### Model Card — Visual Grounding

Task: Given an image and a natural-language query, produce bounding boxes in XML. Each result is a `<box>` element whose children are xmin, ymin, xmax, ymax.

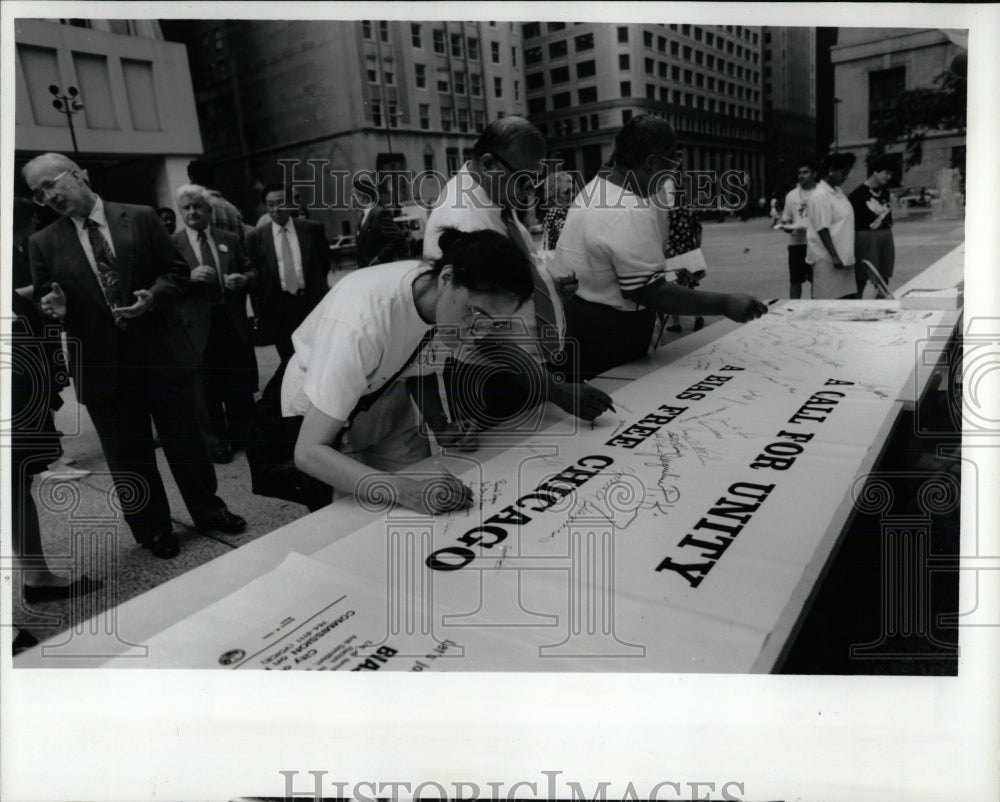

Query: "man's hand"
<box><xmin>113</xmin><ymin>289</ymin><xmax>155</xmax><ymax>320</ymax></box>
<box><xmin>722</xmin><ymin>293</ymin><xmax>768</xmax><ymax>323</ymax></box>
<box><xmin>224</xmin><ymin>273</ymin><xmax>248</xmax><ymax>291</ymax></box>
<box><xmin>549</xmin><ymin>380</ymin><xmax>615</xmax><ymax>422</ymax></box>
<box><xmin>431</xmin><ymin>419</ymin><xmax>482</xmax><ymax>452</ymax></box>
<box><xmin>40</xmin><ymin>282</ymin><xmax>67</xmax><ymax>320</ymax></box>
<box><xmin>190</xmin><ymin>265</ymin><xmax>217</xmax><ymax>283</ymax></box>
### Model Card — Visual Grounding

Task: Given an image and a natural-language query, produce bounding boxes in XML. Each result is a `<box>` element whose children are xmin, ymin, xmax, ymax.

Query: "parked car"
<box><xmin>328</xmin><ymin>234</ymin><xmax>356</xmax><ymax>253</ymax></box>
<box><xmin>896</xmin><ymin>187</ymin><xmax>938</xmax><ymax>208</ymax></box>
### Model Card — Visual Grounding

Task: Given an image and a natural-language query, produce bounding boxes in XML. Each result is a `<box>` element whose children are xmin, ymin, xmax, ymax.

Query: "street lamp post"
<box><xmin>49</xmin><ymin>84</ymin><xmax>84</xmax><ymax>158</ymax></box>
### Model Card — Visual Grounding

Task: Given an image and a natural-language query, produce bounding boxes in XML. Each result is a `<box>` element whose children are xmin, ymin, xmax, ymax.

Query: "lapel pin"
<box><xmin>218</xmin><ymin>243</ymin><xmax>229</xmax><ymax>253</ymax></box>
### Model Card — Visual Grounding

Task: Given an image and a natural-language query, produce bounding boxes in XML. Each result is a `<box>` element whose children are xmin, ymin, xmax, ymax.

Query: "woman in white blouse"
<box><xmin>806</xmin><ymin>152</ymin><xmax>858</xmax><ymax>299</ymax></box>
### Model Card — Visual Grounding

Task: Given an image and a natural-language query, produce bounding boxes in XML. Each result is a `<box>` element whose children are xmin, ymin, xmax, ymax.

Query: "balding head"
<box><xmin>472</xmin><ymin>116</ymin><xmax>548</xmax><ymax>209</ymax></box>
<box><xmin>22</xmin><ymin>152</ymin><xmax>95</xmax><ymax>218</ymax></box>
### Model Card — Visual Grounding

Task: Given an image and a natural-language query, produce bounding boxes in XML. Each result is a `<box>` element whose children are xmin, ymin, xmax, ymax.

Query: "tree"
<box><xmin>869</xmin><ymin>62</ymin><xmax>966</xmax><ymax>169</ymax></box>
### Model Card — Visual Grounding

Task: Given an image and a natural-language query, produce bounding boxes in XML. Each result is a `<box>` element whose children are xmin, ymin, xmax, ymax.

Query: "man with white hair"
<box><xmin>23</xmin><ymin>153</ymin><xmax>246</xmax><ymax>559</ymax></box>
<box><xmin>174</xmin><ymin>184</ymin><xmax>259</xmax><ymax>464</ymax></box>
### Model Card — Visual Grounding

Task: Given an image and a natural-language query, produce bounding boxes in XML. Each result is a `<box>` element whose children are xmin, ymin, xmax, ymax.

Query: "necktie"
<box><xmin>84</xmin><ymin>218</ymin><xmax>126</xmax><ymax>329</ymax></box>
<box><xmin>197</xmin><ymin>229</ymin><xmax>224</xmax><ymax>301</ymax></box>
<box><xmin>280</xmin><ymin>226</ymin><xmax>301</xmax><ymax>294</ymax></box>
<box><xmin>500</xmin><ymin>208</ymin><xmax>562</xmax><ymax>363</ymax></box>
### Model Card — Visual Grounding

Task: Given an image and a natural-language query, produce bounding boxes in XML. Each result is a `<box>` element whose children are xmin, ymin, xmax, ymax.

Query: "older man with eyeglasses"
<box><xmin>22</xmin><ymin>152</ymin><xmax>246</xmax><ymax>559</ymax></box>
<box><xmin>418</xmin><ymin>116</ymin><xmax>613</xmax><ymax>446</ymax></box>
<box><xmin>552</xmin><ymin>114</ymin><xmax>767</xmax><ymax>379</ymax></box>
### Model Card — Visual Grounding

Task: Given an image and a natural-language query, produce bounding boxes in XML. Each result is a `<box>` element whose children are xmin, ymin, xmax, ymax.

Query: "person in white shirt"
<box><xmin>282</xmin><ymin>228</ymin><xmax>534</xmax><ymax>515</ymax></box>
<box><xmin>421</xmin><ymin>116</ymin><xmax>612</xmax><ymax>441</ymax></box>
<box><xmin>805</xmin><ymin>152</ymin><xmax>858</xmax><ymax>299</ymax></box>
<box><xmin>552</xmin><ymin>114</ymin><xmax>767</xmax><ymax>379</ymax></box>
<box><xmin>778</xmin><ymin>161</ymin><xmax>819</xmax><ymax>299</ymax></box>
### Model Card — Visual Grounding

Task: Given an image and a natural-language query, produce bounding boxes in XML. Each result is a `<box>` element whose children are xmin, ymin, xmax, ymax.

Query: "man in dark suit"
<box><xmin>174</xmin><ymin>184</ymin><xmax>259</xmax><ymax>464</ymax></box>
<box><xmin>247</xmin><ymin>183</ymin><xmax>330</xmax><ymax>364</ymax></box>
<box><xmin>353</xmin><ymin>174</ymin><xmax>407</xmax><ymax>267</ymax></box>
<box><xmin>23</xmin><ymin>153</ymin><xmax>246</xmax><ymax>559</ymax></box>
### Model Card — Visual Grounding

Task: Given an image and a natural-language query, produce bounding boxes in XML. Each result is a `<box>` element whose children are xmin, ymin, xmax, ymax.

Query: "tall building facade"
<box><xmin>160</xmin><ymin>20</ymin><xmax>526</xmax><ymax>238</ymax></box>
<box><xmin>14</xmin><ymin>18</ymin><xmax>202</xmax><ymax>208</ymax></box>
<box><xmin>831</xmin><ymin>28</ymin><xmax>966</xmax><ymax>193</ymax></box>
<box><xmin>522</xmin><ymin>22</ymin><xmax>767</xmax><ymax>203</ymax></box>
<box><xmin>762</xmin><ymin>26</ymin><xmax>817</xmax><ymax>198</ymax></box>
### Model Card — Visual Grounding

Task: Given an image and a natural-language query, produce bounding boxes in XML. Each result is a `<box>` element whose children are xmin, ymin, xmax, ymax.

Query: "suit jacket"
<box><xmin>247</xmin><ymin>217</ymin><xmax>330</xmax><ymax>345</ymax></box>
<box><xmin>28</xmin><ymin>201</ymin><xmax>199</xmax><ymax>407</ymax></box>
<box><xmin>173</xmin><ymin>226</ymin><xmax>258</xmax><ymax>354</ymax></box>
<box><xmin>356</xmin><ymin>205</ymin><xmax>407</xmax><ymax>267</ymax></box>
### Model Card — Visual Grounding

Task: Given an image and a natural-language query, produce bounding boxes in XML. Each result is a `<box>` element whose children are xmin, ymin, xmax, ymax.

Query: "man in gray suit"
<box><xmin>174</xmin><ymin>184</ymin><xmax>258</xmax><ymax>463</ymax></box>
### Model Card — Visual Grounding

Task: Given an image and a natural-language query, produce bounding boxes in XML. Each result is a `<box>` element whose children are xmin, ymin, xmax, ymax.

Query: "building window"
<box><xmin>620</xmin><ymin>81</ymin><xmax>631</xmax><ymax>97</ymax></box>
<box><xmin>591</xmin><ymin>113</ymin><xmax>599</xmax><ymax>129</ymax></box>
<box><xmin>494</xmin><ymin>76</ymin><xmax>503</xmax><ymax>97</ymax></box>
<box><xmin>706</xmin><ymin>32</ymin><xmax>714</xmax><ymax>46</ymax></box>
<box><xmin>683</xmin><ymin>45</ymin><xmax>692</xmax><ymax>60</ymax></box>
<box><xmin>424</xmin><ymin>149</ymin><xmax>435</xmax><ymax>171</ymax></box>
<box><xmin>366</xmin><ymin>61</ymin><xmax>378</xmax><ymax>83</ymax></box>
<box><xmin>577</xmin><ymin>59</ymin><xmax>596</xmax><ymax>78</ymax></box>
<box><xmin>525</xmin><ymin>46</ymin><xmax>542</xmax><ymax>64</ymax></box>
<box><xmin>575</xmin><ymin>32</ymin><xmax>594</xmax><ymax>51</ymax></box>
<box><xmin>512</xmin><ymin>46</ymin><xmax>517</xmax><ymax>66</ymax></box>
<box><xmin>619</xmin><ymin>53</ymin><xmax>630</xmax><ymax>70</ymax></box>
<box><xmin>514</xmin><ymin>79</ymin><xmax>520</xmax><ymax>101</ymax></box>
<box><xmin>622</xmin><ymin>109</ymin><xmax>633</xmax><ymax>123</ymax></box>
<box><xmin>433</xmin><ymin>29</ymin><xmax>445</xmax><ymax>54</ymax></box>
<box><xmin>527</xmin><ymin>71</ymin><xmax>545</xmax><ymax>90</ymax></box>
<box><xmin>553</xmin><ymin>91</ymin><xmax>572</xmax><ymax>109</ymax></box>
<box><xmin>643</xmin><ymin>30</ymin><xmax>653</xmax><ymax>47</ymax></box>
<box><xmin>528</xmin><ymin>96</ymin><xmax>547</xmax><ymax>114</ymax></box>
<box><xmin>450</xmin><ymin>33</ymin><xmax>463</xmax><ymax>58</ymax></box>
<box><xmin>491</xmin><ymin>41</ymin><xmax>500</xmax><ymax>63</ymax></box>
<box><xmin>474</xmin><ymin>110</ymin><xmax>485</xmax><ymax>130</ymax></box>
<box><xmin>446</xmin><ymin>147</ymin><xmax>459</xmax><ymax>175</ymax></box>
<box><xmin>411</xmin><ymin>23</ymin><xmax>422</xmax><ymax>48</ymax></box>
<box><xmin>672</xmin><ymin>65</ymin><xmax>680</xmax><ymax>80</ymax></box>
<box><xmin>683</xmin><ymin>69</ymin><xmax>692</xmax><ymax>85</ymax></box>
<box><xmin>646</xmin><ymin>84</ymin><xmax>656</xmax><ymax>99</ymax></box>
<box><xmin>458</xmin><ymin>108</ymin><xmax>469</xmax><ymax>132</ymax></box>
<box><xmin>362</xmin><ymin>20</ymin><xmax>372</xmax><ymax>39</ymax></box>
<box><xmin>671</xmin><ymin>41</ymin><xmax>679</xmax><ymax>56</ymax></box>
<box><xmin>415</xmin><ymin>63</ymin><xmax>426</xmax><ymax>88</ymax></box>
<box><xmin>383</xmin><ymin>70</ymin><xmax>394</xmax><ymax>85</ymax></box>
<box><xmin>580</xmin><ymin>115</ymin><xmax>589</xmax><ymax>132</ymax></box>
<box><xmin>551</xmin><ymin>65</ymin><xmax>570</xmax><ymax>84</ymax></box>
<box><xmin>419</xmin><ymin>103</ymin><xmax>430</xmax><ymax>129</ymax></box>
<box><xmin>694</xmin><ymin>26</ymin><xmax>703</xmax><ymax>41</ymax></box>
<box><xmin>869</xmin><ymin>66</ymin><xmax>906</xmax><ymax>136</ymax></box>
<box><xmin>660</xmin><ymin>86</ymin><xmax>669</xmax><ymax>102</ymax></box>
<box><xmin>695</xmin><ymin>50</ymin><xmax>703</xmax><ymax>65</ymax></box>
<box><xmin>454</xmin><ymin>71</ymin><xmax>466</xmax><ymax>94</ymax></box>
<box><xmin>644</xmin><ymin>57</ymin><xmax>654</xmax><ymax>74</ymax></box>
<box><xmin>441</xmin><ymin>107</ymin><xmax>453</xmax><ymax>131</ymax></box>
<box><xmin>657</xmin><ymin>35</ymin><xmax>666</xmax><ymax>52</ymax></box>
<box><xmin>522</xmin><ymin>22</ymin><xmax>541</xmax><ymax>39</ymax></box>
<box><xmin>378</xmin><ymin>21</ymin><xmax>389</xmax><ymax>42</ymax></box>
<box><xmin>579</xmin><ymin>86</ymin><xmax>597</xmax><ymax>103</ymax></box>
<box><xmin>468</xmin><ymin>37</ymin><xmax>479</xmax><ymax>60</ymax></box>
<box><xmin>617</xmin><ymin>26</ymin><xmax>628</xmax><ymax>43</ymax></box>
<box><xmin>437</xmin><ymin>77</ymin><xmax>449</xmax><ymax>93</ymax></box>
<box><xmin>695</xmin><ymin>73</ymin><xmax>704</xmax><ymax>88</ymax></box>
<box><xmin>549</xmin><ymin>39</ymin><xmax>568</xmax><ymax>58</ymax></box>
<box><xmin>658</xmin><ymin>61</ymin><xmax>667</xmax><ymax>78</ymax></box>
<box><xmin>548</xmin><ymin>22</ymin><xmax>566</xmax><ymax>32</ymax></box>
<box><xmin>371</xmin><ymin>99</ymin><xmax>382</xmax><ymax>126</ymax></box>
<box><xmin>470</xmin><ymin>73</ymin><xmax>482</xmax><ymax>96</ymax></box>
<box><xmin>682</xmin><ymin>24</ymin><xmax>690</xmax><ymax>36</ymax></box>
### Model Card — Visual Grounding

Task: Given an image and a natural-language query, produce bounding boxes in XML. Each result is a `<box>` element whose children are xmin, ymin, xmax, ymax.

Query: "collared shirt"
<box><xmin>271</xmin><ymin>219</ymin><xmax>305</xmax><ymax>291</ymax></box>
<box><xmin>805</xmin><ymin>179</ymin><xmax>855</xmax><ymax>265</ymax></box>
<box><xmin>781</xmin><ymin>185</ymin><xmax>816</xmax><ymax>247</ymax></box>
<box><xmin>71</xmin><ymin>195</ymin><xmax>116</xmax><ymax>284</ymax></box>
<box><xmin>184</xmin><ymin>224</ymin><xmax>221</xmax><ymax>269</ymax></box>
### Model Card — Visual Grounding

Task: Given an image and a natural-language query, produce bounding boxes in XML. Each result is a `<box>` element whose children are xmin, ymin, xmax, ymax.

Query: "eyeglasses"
<box><xmin>487</xmin><ymin>151</ymin><xmax>546</xmax><ymax>192</ymax></box>
<box><xmin>31</xmin><ymin>169</ymin><xmax>72</xmax><ymax>206</ymax></box>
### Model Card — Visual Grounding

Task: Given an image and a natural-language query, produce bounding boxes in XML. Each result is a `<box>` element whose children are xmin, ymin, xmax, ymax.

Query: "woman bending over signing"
<box><xmin>281</xmin><ymin>228</ymin><xmax>534</xmax><ymax>515</ymax></box>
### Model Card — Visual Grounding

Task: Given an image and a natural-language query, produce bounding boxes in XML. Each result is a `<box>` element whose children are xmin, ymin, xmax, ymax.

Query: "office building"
<box><xmin>14</xmin><ymin>18</ymin><xmax>202</xmax><ymax>207</ymax></box>
<box><xmin>522</xmin><ymin>22</ymin><xmax>767</xmax><ymax>203</ymax></box>
<box><xmin>160</xmin><ymin>20</ymin><xmax>526</xmax><ymax>237</ymax></box>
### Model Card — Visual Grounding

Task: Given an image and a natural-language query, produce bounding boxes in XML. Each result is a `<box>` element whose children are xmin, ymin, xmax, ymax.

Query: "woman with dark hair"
<box><xmin>805</xmin><ymin>151</ymin><xmax>858</xmax><ymax>299</ymax></box>
<box><xmin>280</xmin><ymin>229</ymin><xmax>534</xmax><ymax>514</ymax></box>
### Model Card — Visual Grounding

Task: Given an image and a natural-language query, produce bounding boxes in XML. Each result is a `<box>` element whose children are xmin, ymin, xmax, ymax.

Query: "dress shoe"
<box><xmin>24</xmin><ymin>575</ymin><xmax>104</xmax><ymax>604</ymax></box>
<box><xmin>212</xmin><ymin>442</ymin><xmax>233</xmax><ymax>463</ymax></box>
<box><xmin>196</xmin><ymin>508</ymin><xmax>247</xmax><ymax>534</ymax></box>
<box><xmin>142</xmin><ymin>531</ymin><xmax>181</xmax><ymax>559</ymax></box>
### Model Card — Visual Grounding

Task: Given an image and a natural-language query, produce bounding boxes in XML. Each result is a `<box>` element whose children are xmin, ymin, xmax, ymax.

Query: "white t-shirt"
<box><xmin>281</xmin><ymin>260</ymin><xmax>433</xmax><ymax>421</ymax></box>
<box><xmin>805</xmin><ymin>180</ymin><xmax>855</xmax><ymax>265</ymax></box>
<box><xmin>552</xmin><ymin>176</ymin><xmax>668</xmax><ymax>312</ymax></box>
<box><xmin>781</xmin><ymin>185</ymin><xmax>815</xmax><ymax>247</ymax></box>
